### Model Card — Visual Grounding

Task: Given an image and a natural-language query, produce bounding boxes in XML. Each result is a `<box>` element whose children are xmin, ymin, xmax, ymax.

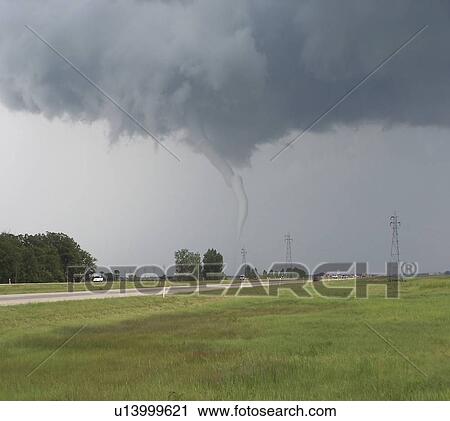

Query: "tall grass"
<box><xmin>0</xmin><ymin>278</ymin><xmax>449</xmax><ymax>400</ymax></box>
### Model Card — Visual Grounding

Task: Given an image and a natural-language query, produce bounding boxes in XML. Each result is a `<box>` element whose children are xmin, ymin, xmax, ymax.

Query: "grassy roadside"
<box><xmin>0</xmin><ymin>279</ymin><xmax>234</xmax><ymax>295</ymax></box>
<box><xmin>0</xmin><ymin>282</ymin><xmax>114</xmax><ymax>295</ymax></box>
<box><xmin>0</xmin><ymin>277</ymin><xmax>449</xmax><ymax>400</ymax></box>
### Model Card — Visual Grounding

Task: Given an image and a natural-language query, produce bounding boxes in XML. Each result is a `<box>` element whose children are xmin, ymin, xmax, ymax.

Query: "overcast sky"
<box><xmin>1</xmin><ymin>1</ymin><xmax>449</xmax><ymax>273</ymax></box>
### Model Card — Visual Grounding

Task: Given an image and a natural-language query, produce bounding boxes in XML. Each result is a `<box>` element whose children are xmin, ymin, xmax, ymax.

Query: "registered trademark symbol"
<box><xmin>401</xmin><ymin>262</ymin><xmax>418</xmax><ymax>278</ymax></box>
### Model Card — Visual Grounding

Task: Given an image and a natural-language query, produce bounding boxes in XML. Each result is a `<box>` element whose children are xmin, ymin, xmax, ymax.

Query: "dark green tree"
<box><xmin>45</xmin><ymin>232</ymin><xmax>95</xmax><ymax>271</ymax></box>
<box><xmin>0</xmin><ymin>233</ymin><xmax>22</xmax><ymax>283</ymax></box>
<box><xmin>0</xmin><ymin>231</ymin><xmax>96</xmax><ymax>283</ymax></box>
<box><xmin>202</xmin><ymin>248</ymin><xmax>224</xmax><ymax>279</ymax></box>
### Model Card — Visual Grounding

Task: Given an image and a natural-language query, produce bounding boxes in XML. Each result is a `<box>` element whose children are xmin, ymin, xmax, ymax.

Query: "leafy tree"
<box><xmin>0</xmin><ymin>231</ymin><xmax>96</xmax><ymax>283</ymax></box>
<box><xmin>45</xmin><ymin>232</ymin><xmax>95</xmax><ymax>271</ymax></box>
<box><xmin>20</xmin><ymin>234</ymin><xmax>64</xmax><ymax>282</ymax></box>
<box><xmin>202</xmin><ymin>248</ymin><xmax>224</xmax><ymax>279</ymax></box>
<box><xmin>174</xmin><ymin>249</ymin><xmax>201</xmax><ymax>278</ymax></box>
<box><xmin>0</xmin><ymin>233</ymin><xmax>22</xmax><ymax>283</ymax></box>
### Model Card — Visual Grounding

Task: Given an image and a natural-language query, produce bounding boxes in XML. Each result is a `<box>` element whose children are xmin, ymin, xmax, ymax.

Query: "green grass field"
<box><xmin>0</xmin><ymin>277</ymin><xmax>449</xmax><ymax>400</ymax></box>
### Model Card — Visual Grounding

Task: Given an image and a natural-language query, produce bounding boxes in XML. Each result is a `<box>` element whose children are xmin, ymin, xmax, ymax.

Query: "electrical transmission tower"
<box><xmin>284</xmin><ymin>233</ymin><xmax>293</xmax><ymax>266</ymax></box>
<box><xmin>389</xmin><ymin>212</ymin><xmax>401</xmax><ymax>264</ymax></box>
<box><xmin>241</xmin><ymin>247</ymin><xmax>247</xmax><ymax>265</ymax></box>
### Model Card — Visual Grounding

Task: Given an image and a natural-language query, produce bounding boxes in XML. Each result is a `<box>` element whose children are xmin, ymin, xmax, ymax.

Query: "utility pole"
<box><xmin>284</xmin><ymin>233</ymin><xmax>293</xmax><ymax>266</ymax></box>
<box><xmin>240</xmin><ymin>247</ymin><xmax>248</xmax><ymax>279</ymax></box>
<box><xmin>241</xmin><ymin>247</ymin><xmax>247</xmax><ymax>265</ymax></box>
<box><xmin>389</xmin><ymin>212</ymin><xmax>401</xmax><ymax>264</ymax></box>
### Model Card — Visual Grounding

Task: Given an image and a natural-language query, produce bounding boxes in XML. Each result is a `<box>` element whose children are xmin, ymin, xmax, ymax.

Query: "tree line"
<box><xmin>0</xmin><ymin>232</ymin><xmax>95</xmax><ymax>283</ymax></box>
<box><xmin>175</xmin><ymin>248</ymin><xmax>224</xmax><ymax>279</ymax></box>
<box><xmin>174</xmin><ymin>248</ymin><xmax>305</xmax><ymax>279</ymax></box>
<box><xmin>0</xmin><ymin>233</ymin><xmax>306</xmax><ymax>284</ymax></box>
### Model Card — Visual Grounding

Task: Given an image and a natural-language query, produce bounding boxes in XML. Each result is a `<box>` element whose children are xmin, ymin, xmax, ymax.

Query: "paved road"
<box><xmin>0</xmin><ymin>280</ymin><xmax>300</xmax><ymax>306</ymax></box>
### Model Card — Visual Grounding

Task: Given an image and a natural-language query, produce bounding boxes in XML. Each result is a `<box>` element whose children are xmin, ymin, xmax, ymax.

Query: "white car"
<box><xmin>91</xmin><ymin>274</ymin><xmax>105</xmax><ymax>282</ymax></box>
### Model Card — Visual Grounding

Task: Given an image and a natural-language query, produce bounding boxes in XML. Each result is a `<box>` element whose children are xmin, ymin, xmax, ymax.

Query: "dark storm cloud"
<box><xmin>0</xmin><ymin>0</ymin><xmax>449</xmax><ymax>164</ymax></box>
